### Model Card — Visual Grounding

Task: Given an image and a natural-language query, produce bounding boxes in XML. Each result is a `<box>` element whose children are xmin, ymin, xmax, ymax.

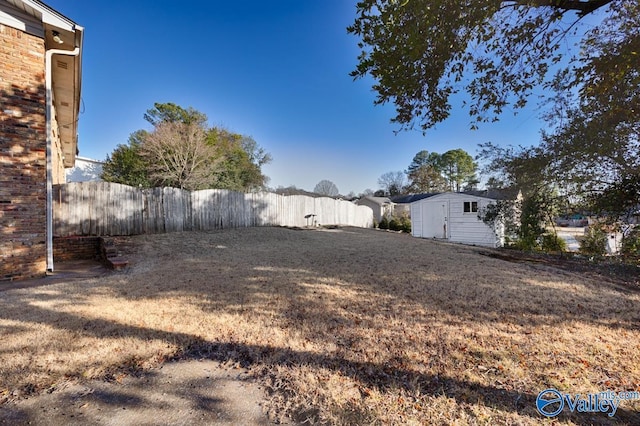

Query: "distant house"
<box><xmin>390</xmin><ymin>193</ymin><xmax>438</xmax><ymax>216</ymax></box>
<box><xmin>409</xmin><ymin>189</ymin><xmax>520</xmax><ymax>248</ymax></box>
<box><xmin>356</xmin><ymin>196</ymin><xmax>394</xmax><ymax>223</ymax></box>
<box><xmin>0</xmin><ymin>0</ymin><xmax>84</xmax><ymax>280</ymax></box>
<box><xmin>66</xmin><ymin>156</ymin><xmax>104</xmax><ymax>182</ymax></box>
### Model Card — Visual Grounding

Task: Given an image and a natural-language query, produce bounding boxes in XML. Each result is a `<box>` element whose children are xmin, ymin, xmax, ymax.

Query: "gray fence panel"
<box><xmin>53</xmin><ymin>182</ymin><xmax>373</xmax><ymax>236</ymax></box>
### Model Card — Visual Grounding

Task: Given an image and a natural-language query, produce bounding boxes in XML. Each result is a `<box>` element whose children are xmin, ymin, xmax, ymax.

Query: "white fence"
<box><xmin>53</xmin><ymin>182</ymin><xmax>373</xmax><ymax>236</ymax></box>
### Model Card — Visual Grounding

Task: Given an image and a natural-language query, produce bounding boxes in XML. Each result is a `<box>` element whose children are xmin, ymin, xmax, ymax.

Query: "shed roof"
<box><xmin>462</xmin><ymin>188</ymin><xmax>520</xmax><ymax>200</ymax></box>
<box><xmin>390</xmin><ymin>193</ymin><xmax>439</xmax><ymax>204</ymax></box>
<box><xmin>392</xmin><ymin>188</ymin><xmax>520</xmax><ymax>204</ymax></box>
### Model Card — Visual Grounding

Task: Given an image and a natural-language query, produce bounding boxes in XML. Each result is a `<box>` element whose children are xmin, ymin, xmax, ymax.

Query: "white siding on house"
<box><xmin>411</xmin><ymin>193</ymin><xmax>503</xmax><ymax>247</ymax></box>
<box><xmin>356</xmin><ymin>196</ymin><xmax>393</xmax><ymax>222</ymax></box>
<box><xmin>357</xmin><ymin>198</ymin><xmax>382</xmax><ymax>222</ymax></box>
<box><xmin>66</xmin><ymin>156</ymin><xmax>104</xmax><ymax>182</ymax></box>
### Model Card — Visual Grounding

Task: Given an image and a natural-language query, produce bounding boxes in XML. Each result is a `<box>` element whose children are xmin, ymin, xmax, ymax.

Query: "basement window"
<box><xmin>463</xmin><ymin>201</ymin><xmax>478</xmax><ymax>213</ymax></box>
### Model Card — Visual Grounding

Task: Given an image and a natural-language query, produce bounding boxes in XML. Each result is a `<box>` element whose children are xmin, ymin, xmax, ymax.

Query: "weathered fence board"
<box><xmin>53</xmin><ymin>182</ymin><xmax>373</xmax><ymax>237</ymax></box>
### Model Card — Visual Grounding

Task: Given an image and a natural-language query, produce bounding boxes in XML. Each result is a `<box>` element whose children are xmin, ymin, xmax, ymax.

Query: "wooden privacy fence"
<box><xmin>53</xmin><ymin>182</ymin><xmax>374</xmax><ymax>237</ymax></box>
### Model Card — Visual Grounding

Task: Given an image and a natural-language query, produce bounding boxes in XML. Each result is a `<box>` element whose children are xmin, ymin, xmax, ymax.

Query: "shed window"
<box><xmin>463</xmin><ymin>201</ymin><xmax>478</xmax><ymax>213</ymax></box>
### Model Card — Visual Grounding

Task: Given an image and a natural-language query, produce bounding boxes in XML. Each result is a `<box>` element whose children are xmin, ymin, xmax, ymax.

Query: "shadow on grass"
<box><xmin>0</xmin><ymin>303</ymin><xmax>637</xmax><ymax>425</ymax></box>
<box><xmin>110</xmin><ymin>226</ymin><xmax>640</xmax><ymax>337</ymax></box>
<box><xmin>0</xmin><ymin>360</ymin><xmax>268</xmax><ymax>426</ymax></box>
<box><xmin>180</xmin><ymin>339</ymin><xmax>640</xmax><ymax>426</ymax></box>
<box><xmin>1</xmin><ymin>227</ymin><xmax>639</xmax><ymax>424</ymax></box>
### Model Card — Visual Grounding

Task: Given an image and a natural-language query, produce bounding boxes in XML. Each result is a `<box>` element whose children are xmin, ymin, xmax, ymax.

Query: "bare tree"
<box><xmin>314</xmin><ymin>180</ymin><xmax>339</xmax><ymax>197</ymax></box>
<box><xmin>142</xmin><ymin>121</ymin><xmax>222</xmax><ymax>190</ymax></box>
<box><xmin>378</xmin><ymin>171</ymin><xmax>407</xmax><ymax>196</ymax></box>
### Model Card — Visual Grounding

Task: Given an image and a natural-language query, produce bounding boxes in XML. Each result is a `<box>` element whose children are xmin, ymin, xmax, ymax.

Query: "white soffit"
<box><xmin>2</xmin><ymin>0</ymin><xmax>84</xmax><ymax>168</ymax></box>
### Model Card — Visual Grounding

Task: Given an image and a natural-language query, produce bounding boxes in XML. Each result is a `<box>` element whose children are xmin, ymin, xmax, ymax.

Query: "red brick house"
<box><xmin>1</xmin><ymin>0</ymin><xmax>83</xmax><ymax>280</ymax></box>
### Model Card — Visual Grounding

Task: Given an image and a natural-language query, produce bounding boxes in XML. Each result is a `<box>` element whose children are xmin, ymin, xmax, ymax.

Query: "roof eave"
<box><xmin>21</xmin><ymin>0</ymin><xmax>78</xmax><ymax>30</ymax></box>
<box><xmin>9</xmin><ymin>0</ymin><xmax>83</xmax><ymax>167</ymax></box>
<box><xmin>64</xmin><ymin>25</ymin><xmax>83</xmax><ymax>168</ymax></box>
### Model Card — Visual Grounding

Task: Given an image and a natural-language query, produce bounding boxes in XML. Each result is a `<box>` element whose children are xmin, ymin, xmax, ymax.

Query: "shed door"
<box><xmin>422</xmin><ymin>201</ymin><xmax>448</xmax><ymax>239</ymax></box>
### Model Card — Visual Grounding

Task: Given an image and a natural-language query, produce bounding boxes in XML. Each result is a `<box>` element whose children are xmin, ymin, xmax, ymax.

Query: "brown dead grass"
<box><xmin>1</xmin><ymin>227</ymin><xmax>639</xmax><ymax>424</ymax></box>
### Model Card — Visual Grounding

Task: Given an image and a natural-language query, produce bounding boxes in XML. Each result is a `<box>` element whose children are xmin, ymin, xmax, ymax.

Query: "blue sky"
<box><xmin>47</xmin><ymin>0</ymin><xmax>546</xmax><ymax>195</ymax></box>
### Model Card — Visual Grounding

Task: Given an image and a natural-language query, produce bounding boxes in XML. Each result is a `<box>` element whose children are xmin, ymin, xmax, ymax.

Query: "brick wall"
<box><xmin>53</xmin><ymin>236</ymin><xmax>100</xmax><ymax>261</ymax></box>
<box><xmin>0</xmin><ymin>24</ymin><xmax>47</xmax><ymax>281</ymax></box>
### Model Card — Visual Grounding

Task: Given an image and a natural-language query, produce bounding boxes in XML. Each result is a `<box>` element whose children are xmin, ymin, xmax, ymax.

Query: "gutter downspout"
<box><xmin>45</xmin><ymin>47</ymin><xmax>80</xmax><ymax>272</ymax></box>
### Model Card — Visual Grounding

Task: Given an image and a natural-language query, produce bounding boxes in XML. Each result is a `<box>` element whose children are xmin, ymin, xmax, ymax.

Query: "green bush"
<box><xmin>388</xmin><ymin>213</ymin><xmax>412</xmax><ymax>232</ymax></box>
<box><xmin>378</xmin><ymin>213</ymin><xmax>411</xmax><ymax>233</ymax></box>
<box><xmin>399</xmin><ymin>215</ymin><xmax>412</xmax><ymax>233</ymax></box>
<box><xmin>621</xmin><ymin>226</ymin><xmax>640</xmax><ymax>263</ymax></box>
<box><xmin>378</xmin><ymin>215</ymin><xmax>389</xmax><ymax>230</ymax></box>
<box><xmin>579</xmin><ymin>225</ymin><xmax>607</xmax><ymax>258</ymax></box>
<box><xmin>513</xmin><ymin>235</ymin><xmax>540</xmax><ymax>252</ymax></box>
<box><xmin>541</xmin><ymin>232</ymin><xmax>567</xmax><ymax>253</ymax></box>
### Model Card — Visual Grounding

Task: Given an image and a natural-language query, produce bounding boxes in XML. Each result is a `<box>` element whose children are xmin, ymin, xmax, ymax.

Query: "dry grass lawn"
<box><xmin>1</xmin><ymin>227</ymin><xmax>639</xmax><ymax>424</ymax></box>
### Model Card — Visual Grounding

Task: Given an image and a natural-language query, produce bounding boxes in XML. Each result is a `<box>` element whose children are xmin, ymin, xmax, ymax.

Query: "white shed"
<box><xmin>410</xmin><ymin>192</ymin><xmax>504</xmax><ymax>247</ymax></box>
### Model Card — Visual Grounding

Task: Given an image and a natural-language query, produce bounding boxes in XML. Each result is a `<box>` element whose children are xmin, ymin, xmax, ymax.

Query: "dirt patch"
<box><xmin>0</xmin><ymin>360</ymin><xmax>271</xmax><ymax>425</ymax></box>
<box><xmin>1</xmin><ymin>227</ymin><xmax>639</xmax><ymax>425</ymax></box>
<box><xmin>0</xmin><ymin>260</ymin><xmax>110</xmax><ymax>292</ymax></box>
